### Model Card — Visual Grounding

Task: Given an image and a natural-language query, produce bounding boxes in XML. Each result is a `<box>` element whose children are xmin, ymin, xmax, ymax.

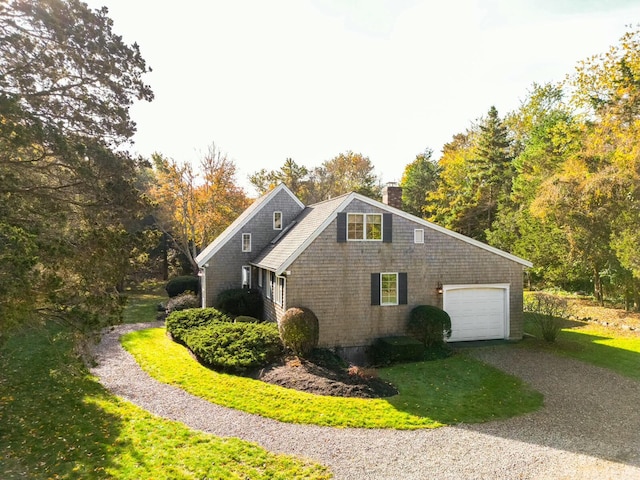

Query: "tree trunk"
<box><xmin>593</xmin><ymin>268</ymin><xmax>604</xmax><ymax>306</ymax></box>
<box><xmin>161</xmin><ymin>232</ymin><xmax>169</xmax><ymax>281</ymax></box>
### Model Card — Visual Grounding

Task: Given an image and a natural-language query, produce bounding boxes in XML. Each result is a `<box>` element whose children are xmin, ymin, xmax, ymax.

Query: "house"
<box><xmin>196</xmin><ymin>183</ymin><xmax>532</xmax><ymax>355</ymax></box>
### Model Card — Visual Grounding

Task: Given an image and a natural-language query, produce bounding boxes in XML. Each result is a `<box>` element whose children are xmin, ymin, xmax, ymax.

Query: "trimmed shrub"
<box><xmin>166</xmin><ymin>307</ymin><xmax>232</xmax><ymax>342</ymax></box>
<box><xmin>165</xmin><ymin>292</ymin><xmax>199</xmax><ymax>315</ymax></box>
<box><xmin>214</xmin><ymin>288</ymin><xmax>263</xmax><ymax>319</ymax></box>
<box><xmin>407</xmin><ymin>305</ymin><xmax>452</xmax><ymax>347</ymax></box>
<box><xmin>234</xmin><ymin>315</ymin><xmax>259</xmax><ymax>323</ymax></box>
<box><xmin>183</xmin><ymin>322</ymin><xmax>282</xmax><ymax>372</ymax></box>
<box><xmin>278</xmin><ymin>307</ymin><xmax>319</xmax><ymax>357</ymax></box>
<box><xmin>165</xmin><ymin>275</ymin><xmax>199</xmax><ymax>298</ymax></box>
<box><xmin>371</xmin><ymin>336</ymin><xmax>425</xmax><ymax>365</ymax></box>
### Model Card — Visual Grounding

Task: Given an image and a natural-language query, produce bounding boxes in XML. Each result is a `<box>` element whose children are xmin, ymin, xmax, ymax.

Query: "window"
<box><xmin>381</xmin><ymin>273</ymin><xmax>398</xmax><ymax>305</ymax></box>
<box><xmin>274</xmin><ymin>276</ymin><xmax>285</xmax><ymax>307</ymax></box>
<box><xmin>273</xmin><ymin>211</ymin><xmax>282</xmax><ymax>230</ymax></box>
<box><xmin>241</xmin><ymin>265</ymin><xmax>251</xmax><ymax>289</ymax></box>
<box><xmin>338</xmin><ymin>212</ymin><xmax>391</xmax><ymax>243</ymax></box>
<box><xmin>414</xmin><ymin>228</ymin><xmax>424</xmax><ymax>244</ymax></box>
<box><xmin>347</xmin><ymin>213</ymin><xmax>382</xmax><ymax>241</ymax></box>
<box><xmin>371</xmin><ymin>272</ymin><xmax>407</xmax><ymax>306</ymax></box>
<box><xmin>242</xmin><ymin>233</ymin><xmax>251</xmax><ymax>252</ymax></box>
<box><xmin>267</xmin><ymin>271</ymin><xmax>275</xmax><ymax>300</ymax></box>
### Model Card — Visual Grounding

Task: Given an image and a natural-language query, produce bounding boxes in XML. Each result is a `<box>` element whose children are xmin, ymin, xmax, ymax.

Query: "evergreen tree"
<box><xmin>399</xmin><ymin>149</ymin><xmax>440</xmax><ymax>217</ymax></box>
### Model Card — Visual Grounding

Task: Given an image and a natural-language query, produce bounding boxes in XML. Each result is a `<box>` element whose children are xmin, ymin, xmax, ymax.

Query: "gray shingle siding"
<box><xmin>201</xmin><ymin>188</ymin><xmax>303</xmax><ymax>307</ymax></box>
<box><xmin>199</xmin><ymin>187</ymin><xmax>529</xmax><ymax>348</ymax></box>
<box><xmin>284</xmin><ymin>203</ymin><xmax>525</xmax><ymax>348</ymax></box>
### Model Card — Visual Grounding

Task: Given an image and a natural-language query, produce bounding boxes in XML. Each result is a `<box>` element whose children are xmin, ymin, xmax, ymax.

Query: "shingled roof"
<box><xmin>251</xmin><ymin>194</ymin><xmax>350</xmax><ymax>274</ymax></box>
<box><xmin>195</xmin><ymin>183</ymin><xmax>304</xmax><ymax>268</ymax></box>
<box><xmin>251</xmin><ymin>191</ymin><xmax>532</xmax><ymax>275</ymax></box>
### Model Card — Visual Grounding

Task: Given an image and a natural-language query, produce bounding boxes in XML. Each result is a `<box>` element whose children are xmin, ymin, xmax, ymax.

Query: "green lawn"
<box><xmin>122</xmin><ymin>291</ymin><xmax>165</xmax><ymax>324</ymax></box>
<box><xmin>524</xmin><ymin>314</ymin><xmax>640</xmax><ymax>381</ymax></box>
<box><xmin>0</xmin><ymin>323</ymin><xmax>330</xmax><ymax>479</ymax></box>
<box><xmin>123</xmin><ymin>328</ymin><xmax>543</xmax><ymax>429</ymax></box>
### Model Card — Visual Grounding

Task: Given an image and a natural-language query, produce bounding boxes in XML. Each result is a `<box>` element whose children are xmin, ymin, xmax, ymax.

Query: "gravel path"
<box><xmin>90</xmin><ymin>322</ymin><xmax>640</xmax><ymax>479</ymax></box>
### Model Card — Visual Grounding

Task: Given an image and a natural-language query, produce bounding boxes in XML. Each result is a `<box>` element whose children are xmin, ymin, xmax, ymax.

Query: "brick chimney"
<box><xmin>382</xmin><ymin>183</ymin><xmax>402</xmax><ymax>210</ymax></box>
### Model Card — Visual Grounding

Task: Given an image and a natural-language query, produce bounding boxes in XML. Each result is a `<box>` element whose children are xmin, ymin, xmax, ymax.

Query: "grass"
<box><xmin>0</xmin><ymin>323</ymin><xmax>330</xmax><ymax>479</ymax></box>
<box><xmin>123</xmin><ymin>328</ymin><xmax>543</xmax><ymax>429</ymax></box>
<box><xmin>121</xmin><ymin>290</ymin><xmax>165</xmax><ymax>324</ymax></box>
<box><xmin>524</xmin><ymin>313</ymin><xmax>640</xmax><ymax>381</ymax></box>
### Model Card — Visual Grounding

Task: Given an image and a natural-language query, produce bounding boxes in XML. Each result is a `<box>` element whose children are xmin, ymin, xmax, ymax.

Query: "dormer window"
<box><xmin>273</xmin><ymin>211</ymin><xmax>282</xmax><ymax>230</ymax></box>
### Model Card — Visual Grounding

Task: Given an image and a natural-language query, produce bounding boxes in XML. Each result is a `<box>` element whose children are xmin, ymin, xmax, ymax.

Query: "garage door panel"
<box><xmin>444</xmin><ymin>286</ymin><xmax>507</xmax><ymax>342</ymax></box>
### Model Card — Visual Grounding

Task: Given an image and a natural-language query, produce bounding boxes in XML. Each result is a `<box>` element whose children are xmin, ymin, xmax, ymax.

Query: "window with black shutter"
<box><xmin>371</xmin><ymin>272</ymin><xmax>407</xmax><ymax>306</ymax></box>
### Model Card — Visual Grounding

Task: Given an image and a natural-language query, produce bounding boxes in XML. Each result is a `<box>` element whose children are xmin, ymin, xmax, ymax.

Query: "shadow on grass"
<box><xmin>0</xmin><ymin>324</ymin><xmax>128</xmax><ymax>479</ymax></box>
<box><xmin>122</xmin><ymin>293</ymin><xmax>165</xmax><ymax>324</ymax></box>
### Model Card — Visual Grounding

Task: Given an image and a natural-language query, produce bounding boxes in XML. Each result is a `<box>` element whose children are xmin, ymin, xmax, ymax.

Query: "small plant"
<box><xmin>214</xmin><ymin>288</ymin><xmax>263</xmax><ymax>319</ymax></box>
<box><xmin>407</xmin><ymin>305</ymin><xmax>452</xmax><ymax>347</ymax></box>
<box><xmin>524</xmin><ymin>292</ymin><xmax>570</xmax><ymax>342</ymax></box>
<box><xmin>278</xmin><ymin>307</ymin><xmax>319</xmax><ymax>357</ymax></box>
<box><xmin>165</xmin><ymin>292</ymin><xmax>199</xmax><ymax>315</ymax></box>
<box><xmin>165</xmin><ymin>275</ymin><xmax>199</xmax><ymax>298</ymax></box>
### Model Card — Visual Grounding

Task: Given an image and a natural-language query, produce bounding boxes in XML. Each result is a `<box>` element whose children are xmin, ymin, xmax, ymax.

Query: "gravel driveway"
<box><xmin>90</xmin><ymin>322</ymin><xmax>640</xmax><ymax>479</ymax></box>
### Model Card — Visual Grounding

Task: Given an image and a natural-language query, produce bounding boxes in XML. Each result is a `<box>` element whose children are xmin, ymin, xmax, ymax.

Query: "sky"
<box><xmin>85</xmin><ymin>0</ymin><xmax>640</xmax><ymax>196</ymax></box>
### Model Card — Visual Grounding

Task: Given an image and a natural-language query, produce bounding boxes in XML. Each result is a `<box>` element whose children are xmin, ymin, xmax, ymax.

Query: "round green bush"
<box><xmin>165</xmin><ymin>275</ymin><xmax>199</xmax><ymax>298</ymax></box>
<box><xmin>278</xmin><ymin>307</ymin><xmax>319</xmax><ymax>357</ymax></box>
<box><xmin>407</xmin><ymin>305</ymin><xmax>452</xmax><ymax>347</ymax></box>
<box><xmin>183</xmin><ymin>322</ymin><xmax>282</xmax><ymax>372</ymax></box>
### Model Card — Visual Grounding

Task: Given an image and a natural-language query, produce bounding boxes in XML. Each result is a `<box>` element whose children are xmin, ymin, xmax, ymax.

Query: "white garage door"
<box><xmin>443</xmin><ymin>285</ymin><xmax>509</xmax><ymax>342</ymax></box>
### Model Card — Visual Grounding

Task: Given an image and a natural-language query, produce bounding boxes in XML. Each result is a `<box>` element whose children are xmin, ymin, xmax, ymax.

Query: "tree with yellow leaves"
<box><xmin>148</xmin><ymin>144</ymin><xmax>249</xmax><ymax>274</ymax></box>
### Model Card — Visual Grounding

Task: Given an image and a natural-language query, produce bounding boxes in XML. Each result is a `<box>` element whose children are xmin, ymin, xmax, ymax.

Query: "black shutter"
<box><xmin>382</xmin><ymin>213</ymin><xmax>392</xmax><ymax>243</ymax></box>
<box><xmin>337</xmin><ymin>212</ymin><xmax>347</xmax><ymax>242</ymax></box>
<box><xmin>399</xmin><ymin>272</ymin><xmax>408</xmax><ymax>305</ymax></box>
<box><xmin>371</xmin><ymin>273</ymin><xmax>380</xmax><ymax>305</ymax></box>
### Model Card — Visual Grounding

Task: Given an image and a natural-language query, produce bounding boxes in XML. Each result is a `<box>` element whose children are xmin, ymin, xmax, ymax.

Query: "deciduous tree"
<box><xmin>149</xmin><ymin>145</ymin><xmax>248</xmax><ymax>273</ymax></box>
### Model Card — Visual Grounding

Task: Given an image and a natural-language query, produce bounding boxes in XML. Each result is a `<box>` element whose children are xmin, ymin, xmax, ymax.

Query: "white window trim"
<box><xmin>414</xmin><ymin>228</ymin><xmax>424</xmax><ymax>244</ymax></box>
<box><xmin>242</xmin><ymin>233</ymin><xmax>251</xmax><ymax>252</ymax></box>
<box><xmin>241</xmin><ymin>265</ymin><xmax>251</xmax><ymax>289</ymax></box>
<box><xmin>347</xmin><ymin>213</ymin><xmax>383</xmax><ymax>241</ymax></box>
<box><xmin>380</xmin><ymin>272</ymin><xmax>399</xmax><ymax>306</ymax></box>
<box><xmin>273</xmin><ymin>211</ymin><xmax>283</xmax><ymax>230</ymax></box>
<box><xmin>266</xmin><ymin>271</ymin><xmax>275</xmax><ymax>299</ymax></box>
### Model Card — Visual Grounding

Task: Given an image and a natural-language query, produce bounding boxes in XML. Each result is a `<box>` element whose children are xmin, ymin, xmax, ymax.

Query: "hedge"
<box><xmin>166</xmin><ymin>307</ymin><xmax>231</xmax><ymax>343</ymax></box>
<box><xmin>183</xmin><ymin>322</ymin><xmax>282</xmax><ymax>372</ymax></box>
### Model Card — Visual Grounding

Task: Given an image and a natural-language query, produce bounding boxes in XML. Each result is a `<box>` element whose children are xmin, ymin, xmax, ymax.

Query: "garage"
<box><xmin>443</xmin><ymin>284</ymin><xmax>509</xmax><ymax>342</ymax></box>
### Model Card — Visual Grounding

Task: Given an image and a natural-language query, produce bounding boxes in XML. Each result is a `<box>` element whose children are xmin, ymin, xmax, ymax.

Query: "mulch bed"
<box><xmin>253</xmin><ymin>355</ymin><xmax>398</xmax><ymax>398</ymax></box>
